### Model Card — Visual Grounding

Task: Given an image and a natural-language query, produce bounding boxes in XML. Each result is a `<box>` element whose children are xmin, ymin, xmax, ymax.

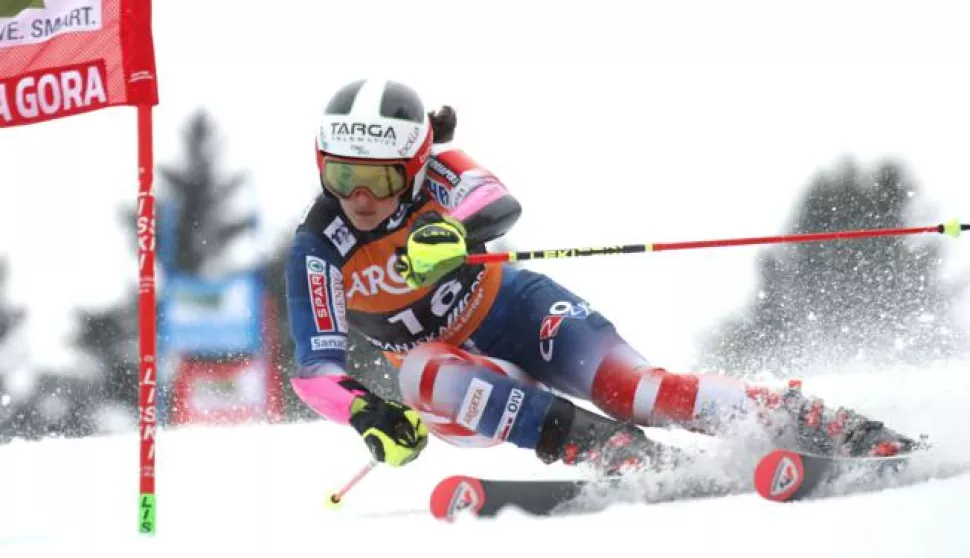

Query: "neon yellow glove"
<box><xmin>349</xmin><ymin>394</ymin><xmax>429</xmax><ymax>467</ymax></box>
<box><xmin>394</xmin><ymin>211</ymin><xmax>468</xmax><ymax>289</ymax></box>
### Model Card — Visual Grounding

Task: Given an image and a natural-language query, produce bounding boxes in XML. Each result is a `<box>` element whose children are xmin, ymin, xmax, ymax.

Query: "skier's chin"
<box><xmin>345</xmin><ymin>210</ymin><xmax>383</xmax><ymax>231</ymax></box>
<box><xmin>346</xmin><ymin>211</ymin><xmax>379</xmax><ymax>231</ymax></box>
<box><xmin>339</xmin><ymin>197</ymin><xmax>402</xmax><ymax>231</ymax></box>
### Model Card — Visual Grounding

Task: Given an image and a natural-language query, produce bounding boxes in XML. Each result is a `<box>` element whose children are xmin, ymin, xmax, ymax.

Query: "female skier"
<box><xmin>284</xmin><ymin>78</ymin><xmax>918</xmax><ymax>473</ymax></box>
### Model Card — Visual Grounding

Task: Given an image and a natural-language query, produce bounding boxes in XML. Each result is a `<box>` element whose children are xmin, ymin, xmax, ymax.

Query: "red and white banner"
<box><xmin>2</xmin><ymin>0</ymin><xmax>160</xmax><ymax>534</ymax></box>
<box><xmin>170</xmin><ymin>356</ymin><xmax>284</xmax><ymax>426</ymax></box>
<box><xmin>0</xmin><ymin>0</ymin><xmax>157</xmax><ymax>127</ymax></box>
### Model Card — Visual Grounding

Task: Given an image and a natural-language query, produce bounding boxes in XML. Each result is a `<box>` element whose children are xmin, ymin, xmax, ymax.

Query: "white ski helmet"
<box><xmin>315</xmin><ymin>79</ymin><xmax>434</xmax><ymax>202</ymax></box>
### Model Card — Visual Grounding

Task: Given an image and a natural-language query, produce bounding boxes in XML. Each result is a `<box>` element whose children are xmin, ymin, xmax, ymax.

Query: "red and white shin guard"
<box><xmin>587</xmin><ymin>344</ymin><xmax>915</xmax><ymax>456</ymax></box>
<box><xmin>589</xmin><ymin>343</ymin><xmax>757</xmax><ymax>434</ymax></box>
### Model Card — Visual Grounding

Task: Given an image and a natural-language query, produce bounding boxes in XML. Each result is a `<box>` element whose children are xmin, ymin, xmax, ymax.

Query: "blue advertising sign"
<box><xmin>156</xmin><ymin>199</ymin><xmax>180</xmax><ymax>274</ymax></box>
<box><xmin>160</xmin><ymin>271</ymin><xmax>263</xmax><ymax>356</ymax></box>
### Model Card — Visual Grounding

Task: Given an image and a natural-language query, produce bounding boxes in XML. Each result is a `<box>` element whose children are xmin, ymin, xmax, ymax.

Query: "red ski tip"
<box><xmin>754</xmin><ymin>449</ymin><xmax>805</xmax><ymax>502</ymax></box>
<box><xmin>429</xmin><ymin>475</ymin><xmax>486</xmax><ymax>521</ymax></box>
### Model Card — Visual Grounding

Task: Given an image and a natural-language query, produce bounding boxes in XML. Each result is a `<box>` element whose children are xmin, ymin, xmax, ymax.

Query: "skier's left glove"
<box><xmin>395</xmin><ymin>211</ymin><xmax>467</xmax><ymax>289</ymax></box>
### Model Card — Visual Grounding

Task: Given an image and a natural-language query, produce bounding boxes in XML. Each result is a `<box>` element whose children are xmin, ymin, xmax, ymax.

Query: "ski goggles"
<box><xmin>320</xmin><ymin>156</ymin><xmax>408</xmax><ymax>200</ymax></box>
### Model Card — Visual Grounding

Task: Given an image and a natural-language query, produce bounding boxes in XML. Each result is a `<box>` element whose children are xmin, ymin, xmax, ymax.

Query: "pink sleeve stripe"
<box><xmin>290</xmin><ymin>374</ymin><xmax>367</xmax><ymax>424</ymax></box>
<box><xmin>449</xmin><ymin>181</ymin><xmax>509</xmax><ymax>221</ymax></box>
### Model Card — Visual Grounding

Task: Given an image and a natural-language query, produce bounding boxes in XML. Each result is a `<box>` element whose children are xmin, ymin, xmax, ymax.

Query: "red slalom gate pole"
<box><xmin>136</xmin><ymin>104</ymin><xmax>158</xmax><ymax>535</ymax></box>
<box><xmin>465</xmin><ymin>220</ymin><xmax>968</xmax><ymax>266</ymax></box>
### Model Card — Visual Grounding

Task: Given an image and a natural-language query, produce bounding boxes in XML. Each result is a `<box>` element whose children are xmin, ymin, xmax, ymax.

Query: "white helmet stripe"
<box><xmin>349</xmin><ymin>78</ymin><xmax>388</xmax><ymax>118</ymax></box>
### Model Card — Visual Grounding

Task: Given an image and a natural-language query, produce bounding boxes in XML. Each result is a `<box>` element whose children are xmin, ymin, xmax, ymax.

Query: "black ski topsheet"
<box><xmin>429</xmin><ymin>476</ymin><xmax>589</xmax><ymax>520</ymax></box>
<box><xmin>429</xmin><ymin>459</ymin><xmax>751</xmax><ymax>521</ymax></box>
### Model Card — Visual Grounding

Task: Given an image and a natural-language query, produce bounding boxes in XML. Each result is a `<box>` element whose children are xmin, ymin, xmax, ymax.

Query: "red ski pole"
<box><xmin>466</xmin><ymin>219</ymin><xmax>967</xmax><ymax>265</ymax></box>
<box><xmin>325</xmin><ymin>460</ymin><xmax>378</xmax><ymax>510</ymax></box>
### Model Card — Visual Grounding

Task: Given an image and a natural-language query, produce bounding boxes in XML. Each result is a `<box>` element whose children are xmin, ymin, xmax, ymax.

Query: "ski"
<box><xmin>429</xmin><ymin>465</ymin><xmax>748</xmax><ymax>521</ymax></box>
<box><xmin>753</xmin><ymin>447</ymin><xmax>917</xmax><ymax>502</ymax></box>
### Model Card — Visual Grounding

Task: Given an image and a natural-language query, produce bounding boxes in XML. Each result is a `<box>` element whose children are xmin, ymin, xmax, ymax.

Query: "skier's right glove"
<box><xmin>349</xmin><ymin>394</ymin><xmax>429</xmax><ymax>467</ymax></box>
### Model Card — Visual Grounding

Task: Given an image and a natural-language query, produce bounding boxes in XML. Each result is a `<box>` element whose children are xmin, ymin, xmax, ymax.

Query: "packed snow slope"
<box><xmin>2</xmin><ymin>360</ymin><xmax>969</xmax><ymax>558</ymax></box>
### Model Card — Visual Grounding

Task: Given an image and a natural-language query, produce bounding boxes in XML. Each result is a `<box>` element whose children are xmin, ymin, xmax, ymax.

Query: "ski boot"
<box><xmin>750</xmin><ymin>379</ymin><xmax>923</xmax><ymax>458</ymax></box>
<box><xmin>534</xmin><ymin>397</ymin><xmax>681</xmax><ymax>476</ymax></box>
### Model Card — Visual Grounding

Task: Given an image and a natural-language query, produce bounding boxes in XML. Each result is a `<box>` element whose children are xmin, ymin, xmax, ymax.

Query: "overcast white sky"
<box><xmin>2</xmin><ymin>0</ymin><xmax>969</xmax><ymax>371</ymax></box>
